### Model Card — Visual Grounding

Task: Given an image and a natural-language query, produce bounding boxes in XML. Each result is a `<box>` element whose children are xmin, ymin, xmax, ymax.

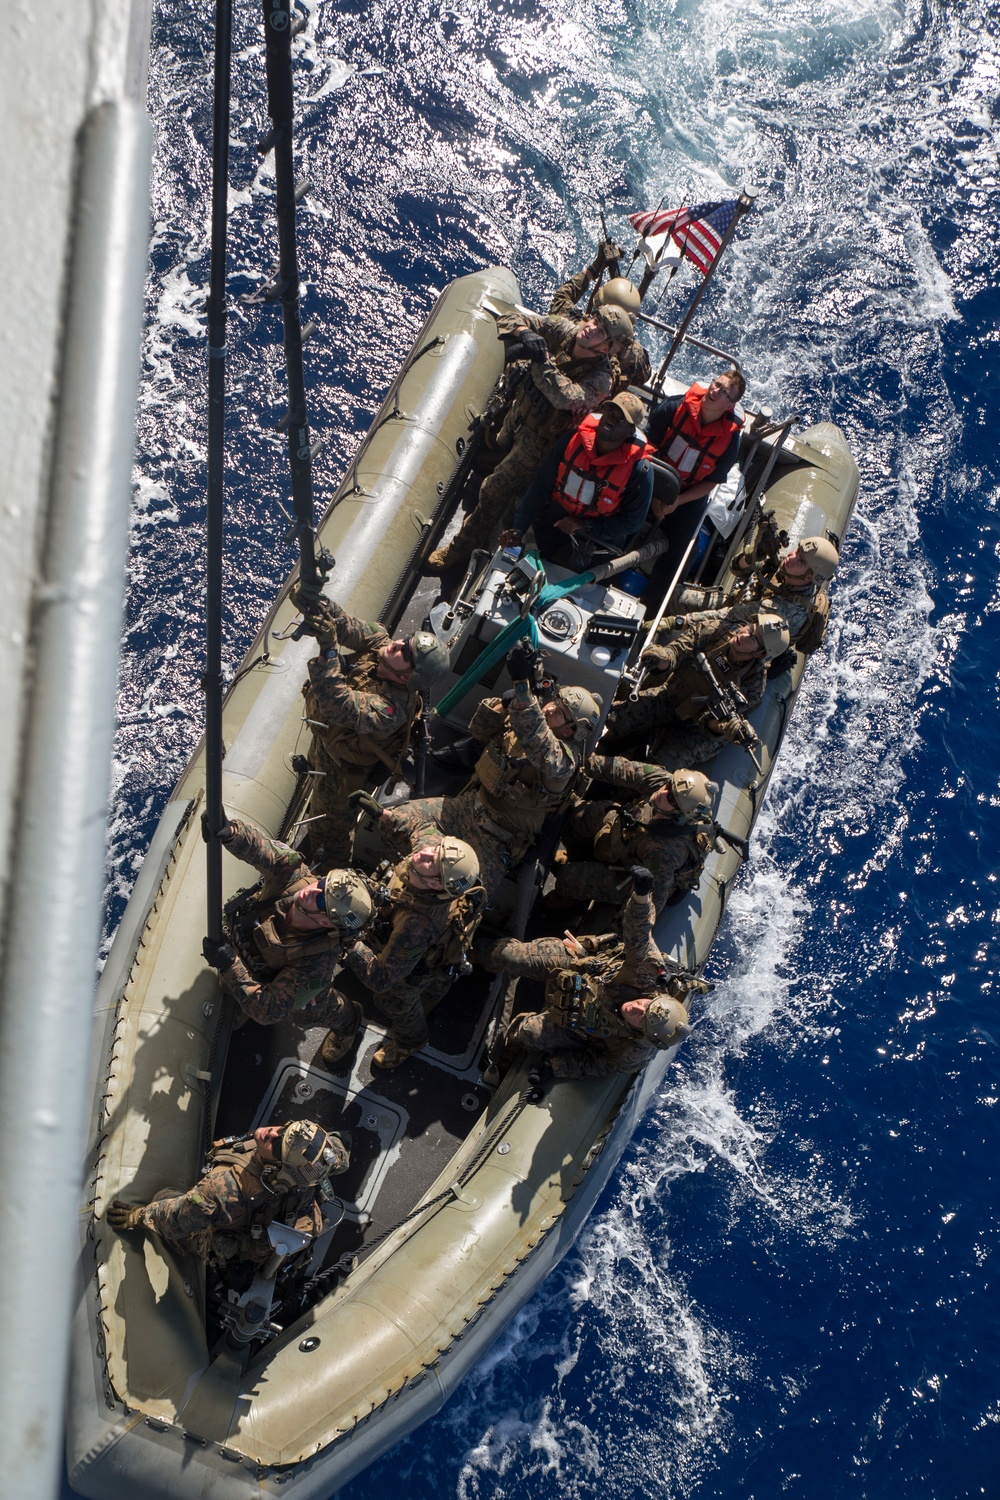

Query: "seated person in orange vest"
<box><xmin>498</xmin><ymin>393</ymin><xmax>654</xmax><ymax>561</ymax></box>
<box><xmin>644</xmin><ymin>368</ymin><xmax>745</xmax><ymax>585</ymax></box>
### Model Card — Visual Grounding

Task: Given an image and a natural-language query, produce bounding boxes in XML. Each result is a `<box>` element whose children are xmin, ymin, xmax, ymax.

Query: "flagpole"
<box><xmin>655</xmin><ymin>186</ymin><xmax>758</xmax><ymax>384</ymax></box>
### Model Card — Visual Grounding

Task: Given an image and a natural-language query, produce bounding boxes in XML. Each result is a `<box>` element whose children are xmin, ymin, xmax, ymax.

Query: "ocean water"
<box><xmin>100</xmin><ymin>0</ymin><xmax>1000</xmax><ymax>1495</ymax></box>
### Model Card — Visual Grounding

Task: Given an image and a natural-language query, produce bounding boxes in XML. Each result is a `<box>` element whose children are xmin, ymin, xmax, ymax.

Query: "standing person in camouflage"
<box><xmin>424</xmin><ymin>306</ymin><xmax>632</xmax><ymax>573</ymax></box>
<box><xmin>552</xmin><ymin>758</ymin><xmax>718</xmax><ymax>915</ymax></box>
<box><xmin>293</xmin><ymin>588</ymin><xmax>449</xmax><ymax>865</ymax></box>
<box><xmin>549</xmin><ymin>238</ymin><xmax>652</xmax><ymax>389</ymax></box>
<box><xmin>602</xmin><ymin>605</ymin><xmax>789</xmax><ymax>767</ymax></box>
<box><xmin>475</xmin><ymin>873</ymin><xmax>703</xmax><ymax>1080</ymax></box>
<box><xmin>200</xmin><ymin>811</ymin><xmax>372</xmax><ymax>1062</ymax></box>
<box><xmin>677</xmin><ymin>535</ymin><xmax>840</xmax><ymax>659</ymax></box>
<box><xmin>107</xmin><ymin>1119</ymin><xmax>350</xmax><ymax>1265</ymax></box>
<box><xmin>380</xmin><ymin>645</ymin><xmax>602</xmax><ymax>898</ymax></box>
<box><xmin>337</xmin><ymin>837</ymin><xmax>486</xmax><ymax>1070</ymax></box>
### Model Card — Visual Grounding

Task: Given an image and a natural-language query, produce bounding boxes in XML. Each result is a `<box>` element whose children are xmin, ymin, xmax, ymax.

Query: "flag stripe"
<box><xmin>628</xmin><ymin>198</ymin><xmax>744</xmax><ymax>276</ymax></box>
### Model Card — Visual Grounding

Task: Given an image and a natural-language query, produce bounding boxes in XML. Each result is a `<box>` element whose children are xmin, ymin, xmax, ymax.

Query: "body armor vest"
<box><xmin>545</xmin><ymin>969</ymin><xmax>629</xmax><ymax>1040</ymax></box>
<box><xmin>383</xmin><ymin>863</ymin><xmax>487</xmax><ymax>972</ymax></box>
<box><xmin>553</xmin><ymin>414</ymin><xmax>653</xmax><ymax>518</ymax></box>
<box><xmin>508</xmin><ymin>349</ymin><xmax>611</xmax><ymax>445</ymax></box>
<box><xmin>474</xmin><ymin>729</ymin><xmax>580</xmax><ymax>836</ymax></box>
<box><xmin>204</xmin><ymin>1142</ymin><xmax>318</xmax><ymax>1265</ymax></box>
<box><xmin>658</xmin><ymin>384</ymin><xmax>743</xmax><ymax>485</ymax></box>
<box><xmin>306</xmin><ymin>649</ymin><xmax>415</xmax><ymax>771</ymax></box>
<box><xmin>227</xmin><ymin>875</ymin><xmax>340</xmax><ymax>984</ymax></box>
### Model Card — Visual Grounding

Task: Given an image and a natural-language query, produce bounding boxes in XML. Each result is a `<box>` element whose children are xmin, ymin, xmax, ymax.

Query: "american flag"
<box><xmin>629</xmin><ymin>200</ymin><xmax>741</xmax><ymax>275</ymax></box>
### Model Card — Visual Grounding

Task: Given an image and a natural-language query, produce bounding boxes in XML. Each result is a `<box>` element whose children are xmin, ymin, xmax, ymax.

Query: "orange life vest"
<box><xmin>553</xmin><ymin>414</ymin><xmax>654</xmax><ymax>518</ymax></box>
<box><xmin>657</xmin><ymin>384</ymin><xmax>743</xmax><ymax>486</ymax></box>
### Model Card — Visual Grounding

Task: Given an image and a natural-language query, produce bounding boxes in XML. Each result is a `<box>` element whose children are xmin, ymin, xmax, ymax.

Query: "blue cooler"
<box><xmin>616</xmin><ymin>568</ymin><xmax>647</xmax><ymax>597</ymax></box>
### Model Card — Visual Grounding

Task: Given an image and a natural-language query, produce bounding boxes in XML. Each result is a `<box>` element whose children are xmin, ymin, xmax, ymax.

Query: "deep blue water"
<box><xmin>100</xmin><ymin>1</ymin><xmax>1000</xmax><ymax>1495</ymax></box>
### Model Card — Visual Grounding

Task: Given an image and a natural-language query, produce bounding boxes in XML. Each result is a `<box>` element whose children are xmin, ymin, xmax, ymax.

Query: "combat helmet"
<box><xmin>321</xmin><ymin>869</ymin><xmax>373</xmax><ymax>933</ymax></box>
<box><xmin>672</xmin><ymin>769</ymin><xmax>718</xmax><ymax>817</ymax></box>
<box><xmin>557</xmin><ymin>685</ymin><xmax>603</xmax><ymax>740</ymax></box>
<box><xmin>594</xmin><ymin>303</ymin><xmax>634</xmax><ymax>354</ymax></box>
<box><xmin>436</xmin><ymin>836</ymin><xmax>480</xmax><ymax>896</ymax></box>
<box><xmin>275</xmin><ymin>1120</ymin><xmax>351</xmax><ymax>1190</ymax></box>
<box><xmin>797</xmin><ymin>535</ymin><xmax>839</xmax><ymax>582</ymax></box>
<box><xmin>756</xmin><ymin>610</ymin><xmax>791</xmax><ymax>661</ymax></box>
<box><xmin>409</xmin><ymin>630</ymin><xmax>450</xmax><ymax>686</ymax></box>
<box><xmin>643</xmin><ymin>995</ymin><xmax>692</xmax><ymax>1051</ymax></box>
<box><xmin>593</xmin><ymin>276</ymin><xmax>641</xmax><ymax>317</ymax></box>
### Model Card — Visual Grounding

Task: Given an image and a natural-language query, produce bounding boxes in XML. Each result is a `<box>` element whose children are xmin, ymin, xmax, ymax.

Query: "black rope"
<box><xmin>259</xmin><ymin>0</ymin><xmax>322</xmax><ymax>590</ymax></box>
<box><xmin>203</xmin><ymin>0</ymin><xmax>234</xmax><ymax>941</ymax></box>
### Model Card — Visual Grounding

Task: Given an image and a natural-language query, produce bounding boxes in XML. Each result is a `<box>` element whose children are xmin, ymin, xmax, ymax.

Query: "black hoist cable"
<box><xmin>257</xmin><ymin>0</ymin><xmax>328</xmax><ymax>593</ymax></box>
<box><xmin>203</xmin><ymin>0</ymin><xmax>234</xmax><ymax>940</ymax></box>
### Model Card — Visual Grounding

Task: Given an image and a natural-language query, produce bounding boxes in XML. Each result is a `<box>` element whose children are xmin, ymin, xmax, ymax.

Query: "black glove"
<box><xmin>201</xmin><ymin>809</ymin><xmax>234</xmax><ymax>844</ymax></box>
<box><xmin>346</xmin><ymin>788</ymin><xmax>383</xmax><ymax>819</ymax></box>
<box><xmin>630</xmin><ymin>865</ymin><xmax>655</xmax><ymax>897</ymax></box>
<box><xmin>519</xmin><ymin>330</ymin><xmax>549</xmax><ymax>364</ymax></box>
<box><xmin>507</xmin><ymin>641</ymin><xmax>539</xmax><ymax>682</ymax></box>
<box><xmin>202</xmin><ymin>935</ymin><xmax>237</xmax><ymax>970</ymax></box>
<box><xmin>107</xmin><ymin>1201</ymin><xmax>144</xmax><ymax>1232</ymax></box>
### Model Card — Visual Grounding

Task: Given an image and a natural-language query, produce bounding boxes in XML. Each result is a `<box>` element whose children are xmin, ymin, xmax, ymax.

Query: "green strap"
<box><xmin>433</xmin><ymin>552</ymin><xmax>600</xmax><ymax>718</ymax></box>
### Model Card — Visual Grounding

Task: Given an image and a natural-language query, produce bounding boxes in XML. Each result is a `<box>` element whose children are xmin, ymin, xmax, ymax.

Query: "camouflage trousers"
<box><xmin>305</xmin><ymin>741</ymin><xmax>372</xmax><ymax>867</ymax></box>
<box><xmin>380</xmin><ymin>788</ymin><xmax>517</xmax><ymax>900</ymax></box>
<box><xmin>373</xmin><ymin>971</ymin><xmax>453</xmax><ymax>1051</ymax></box>
<box><xmin>554</xmin><ymin>799</ymin><xmax>697</xmax><ymax>912</ymax></box>
<box><xmin>447</xmin><ymin>419</ymin><xmax>553</xmax><ymax>557</ymax></box>
<box><xmin>505</xmin><ymin>1010</ymin><xmax>589</xmax><ymax>1063</ymax></box>
<box><xmin>604</xmin><ymin>694</ymin><xmax>728</xmax><ymax>769</ymax></box>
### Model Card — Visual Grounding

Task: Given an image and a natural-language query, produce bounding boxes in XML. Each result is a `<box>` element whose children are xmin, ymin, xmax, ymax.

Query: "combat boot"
<box><xmin>424</xmin><ymin>540</ymin><xmax>471</xmax><ymax>575</ymax></box>
<box><xmin>319</xmin><ymin>1001</ymin><xmax>363</xmax><ymax>1069</ymax></box>
<box><xmin>371</xmin><ymin>1037</ymin><xmax>416</xmax><ymax>1070</ymax></box>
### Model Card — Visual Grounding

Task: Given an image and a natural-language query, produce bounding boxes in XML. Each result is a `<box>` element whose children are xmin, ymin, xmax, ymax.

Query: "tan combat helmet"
<box><xmin>797</xmin><ymin>535</ymin><xmax>840</xmax><ymax>582</ymax></box>
<box><xmin>593</xmin><ymin>276</ymin><xmax>642</xmax><ymax>317</ymax></box>
<box><xmin>594</xmin><ymin>303</ymin><xmax>634</xmax><ymax>354</ymax></box>
<box><xmin>321</xmin><ymin>869</ymin><xmax>373</xmax><ymax>933</ymax></box>
<box><xmin>643</xmin><ymin>995</ymin><xmax>692</xmax><ymax>1050</ymax></box>
<box><xmin>409</xmin><ymin>630</ymin><xmax>450</xmax><ymax>686</ymax></box>
<box><xmin>558</xmin><ymin>685</ymin><xmax>603</xmax><ymax>741</ymax></box>
<box><xmin>277</xmin><ymin>1120</ymin><xmax>351</xmax><ymax>1189</ymax></box>
<box><xmin>436</xmin><ymin>836</ymin><xmax>480</xmax><ymax>896</ymax></box>
<box><xmin>672</xmin><ymin>769</ymin><xmax>718</xmax><ymax>817</ymax></box>
<box><xmin>757</xmin><ymin>610</ymin><xmax>791</xmax><ymax>661</ymax></box>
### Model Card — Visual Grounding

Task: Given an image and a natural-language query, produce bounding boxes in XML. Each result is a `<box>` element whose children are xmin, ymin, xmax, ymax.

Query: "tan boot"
<box><xmin>319</xmin><ymin>1002</ymin><xmax>362</xmax><ymax>1068</ymax></box>
<box><xmin>371</xmin><ymin>1037</ymin><xmax>416</xmax><ymax>1070</ymax></box>
<box><xmin>424</xmin><ymin>540</ymin><xmax>470</xmax><ymax>575</ymax></box>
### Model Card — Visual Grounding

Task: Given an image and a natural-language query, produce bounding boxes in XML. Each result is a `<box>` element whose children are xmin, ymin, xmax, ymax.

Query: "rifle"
<box><xmin>691</xmin><ymin>650</ymin><xmax>763</xmax><ymax>774</ymax></box>
<box><xmin>731</xmin><ymin>506</ymin><xmax>789</xmax><ymax>600</ymax></box>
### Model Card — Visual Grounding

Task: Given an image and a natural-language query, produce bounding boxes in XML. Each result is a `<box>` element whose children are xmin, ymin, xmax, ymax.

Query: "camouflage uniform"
<box><xmin>475</xmin><ymin>890</ymin><xmax>664</xmax><ymax>1079</ymax></box>
<box><xmin>383</xmin><ymin>684</ymin><xmax>586</xmax><ymax>897</ymax></box>
<box><xmin>676</xmin><ymin>571</ymin><xmax>828</xmax><ymax>655</ymax></box>
<box><xmin>137</xmin><ymin>1140</ymin><xmax>325</xmax><ymax>1264</ymax></box>
<box><xmin>549</xmin><ymin>267</ymin><xmax>652</xmax><ymax>389</ymax></box>
<box><xmin>303</xmin><ymin>600</ymin><xmax>418</xmax><ymax>864</ymax></box>
<box><xmin>603</xmin><ymin>606</ymin><xmax>765</xmax><ymax>767</ymax></box>
<box><xmin>444</xmin><ymin>314</ymin><xmax>613</xmax><ymax>559</ymax></box>
<box><xmin>555</xmin><ymin>754</ymin><xmax>715</xmax><ymax>914</ymax></box>
<box><xmin>342</xmin><ymin>860</ymin><xmax>485</xmax><ymax>1050</ymax></box>
<box><xmin>219</xmin><ymin>816</ymin><xmax>355</xmax><ymax>1030</ymax></box>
